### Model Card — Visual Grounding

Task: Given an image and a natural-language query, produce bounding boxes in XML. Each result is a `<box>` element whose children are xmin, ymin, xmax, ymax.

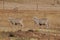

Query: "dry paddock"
<box><xmin>0</xmin><ymin>9</ymin><xmax>60</xmax><ymax>40</ymax></box>
<box><xmin>0</xmin><ymin>9</ymin><xmax>60</xmax><ymax>31</ymax></box>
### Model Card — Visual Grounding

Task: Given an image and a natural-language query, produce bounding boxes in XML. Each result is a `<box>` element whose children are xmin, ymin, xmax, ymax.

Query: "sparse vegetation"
<box><xmin>10</xmin><ymin>37</ymin><xmax>30</xmax><ymax>40</ymax></box>
<box><xmin>0</xmin><ymin>0</ymin><xmax>60</xmax><ymax>40</ymax></box>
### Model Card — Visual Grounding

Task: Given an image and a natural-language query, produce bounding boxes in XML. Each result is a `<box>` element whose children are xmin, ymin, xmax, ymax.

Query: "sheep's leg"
<box><xmin>10</xmin><ymin>21</ymin><xmax>14</xmax><ymax>25</ymax></box>
<box><xmin>15</xmin><ymin>23</ymin><xmax>18</xmax><ymax>25</ymax></box>
<box><xmin>20</xmin><ymin>22</ymin><xmax>24</xmax><ymax>27</ymax></box>
<box><xmin>18</xmin><ymin>21</ymin><xmax>24</xmax><ymax>27</ymax></box>
<box><xmin>45</xmin><ymin>22</ymin><xmax>49</xmax><ymax>28</ymax></box>
<box><xmin>19</xmin><ymin>19</ymin><xmax>24</xmax><ymax>27</ymax></box>
<box><xmin>45</xmin><ymin>22</ymin><xmax>50</xmax><ymax>40</ymax></box>
<box><xmin>39</xmin><ymin>23</ymin><xmax>42</xmax><ymax>26</ymax></box>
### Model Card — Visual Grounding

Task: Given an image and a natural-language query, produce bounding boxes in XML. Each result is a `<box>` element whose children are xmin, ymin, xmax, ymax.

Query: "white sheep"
<box><xmin>8</xmin><ymin>17</ymin><xmax>24</xmax><ymax>26</ymax></box>
<box><xmin>33</xmin><ymin>16</ymin><xmax>49</xmax><ymax>27</ymax></box>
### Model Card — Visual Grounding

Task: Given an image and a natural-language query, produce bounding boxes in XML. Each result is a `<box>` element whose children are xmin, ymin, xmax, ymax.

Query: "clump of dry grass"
<box><xmin>10</xmin><ymin>37</ymin><xmax>30</xmax><ymax>40</ymax></box>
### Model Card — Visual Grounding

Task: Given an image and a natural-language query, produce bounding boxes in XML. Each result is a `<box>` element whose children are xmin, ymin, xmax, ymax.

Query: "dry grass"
<box><xmin>0</xmin><ymin>9</ymin><xmax>60</xmax><ymax>31</ymax></box>
<box><xmin>0</xmin><ymin>9</ymin><xmax>60</xmax><ymax>40</ymax></box>
<box><xmin>0</xmin><ymin>0</ymin><xmax>56</xmax><ymax>5</ymax></box>
<box><xmin>0</xmin><ymin>30</ymin><xmax>59</xmax><ymax>40</ymax></box>
<box><xmin>0</xmin><ymin>0</ymin><xmax>60</xmax><ymax>40</ymax></box>
<box><xmin>0</xmin><ymin>10</ymin><xmax>60</xmax><ymax>29</ymax></box>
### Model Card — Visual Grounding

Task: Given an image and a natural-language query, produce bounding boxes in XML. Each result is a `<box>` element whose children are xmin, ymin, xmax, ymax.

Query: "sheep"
<box><xmin>8</xmin><ymin>17</ymin><xmax>24</xmax><ymax>26</ymax></box>
<box><xmin>33</xmin><ymin>16</ymin><xmax>49</xmax><ymax>27</ymax></box>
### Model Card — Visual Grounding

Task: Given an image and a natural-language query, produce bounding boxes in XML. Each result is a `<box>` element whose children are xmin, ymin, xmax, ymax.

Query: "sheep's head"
<box><xmin>33</xmin><ymin>16</ymin><xmax>39</xmax><ymax>20</ymax></box>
